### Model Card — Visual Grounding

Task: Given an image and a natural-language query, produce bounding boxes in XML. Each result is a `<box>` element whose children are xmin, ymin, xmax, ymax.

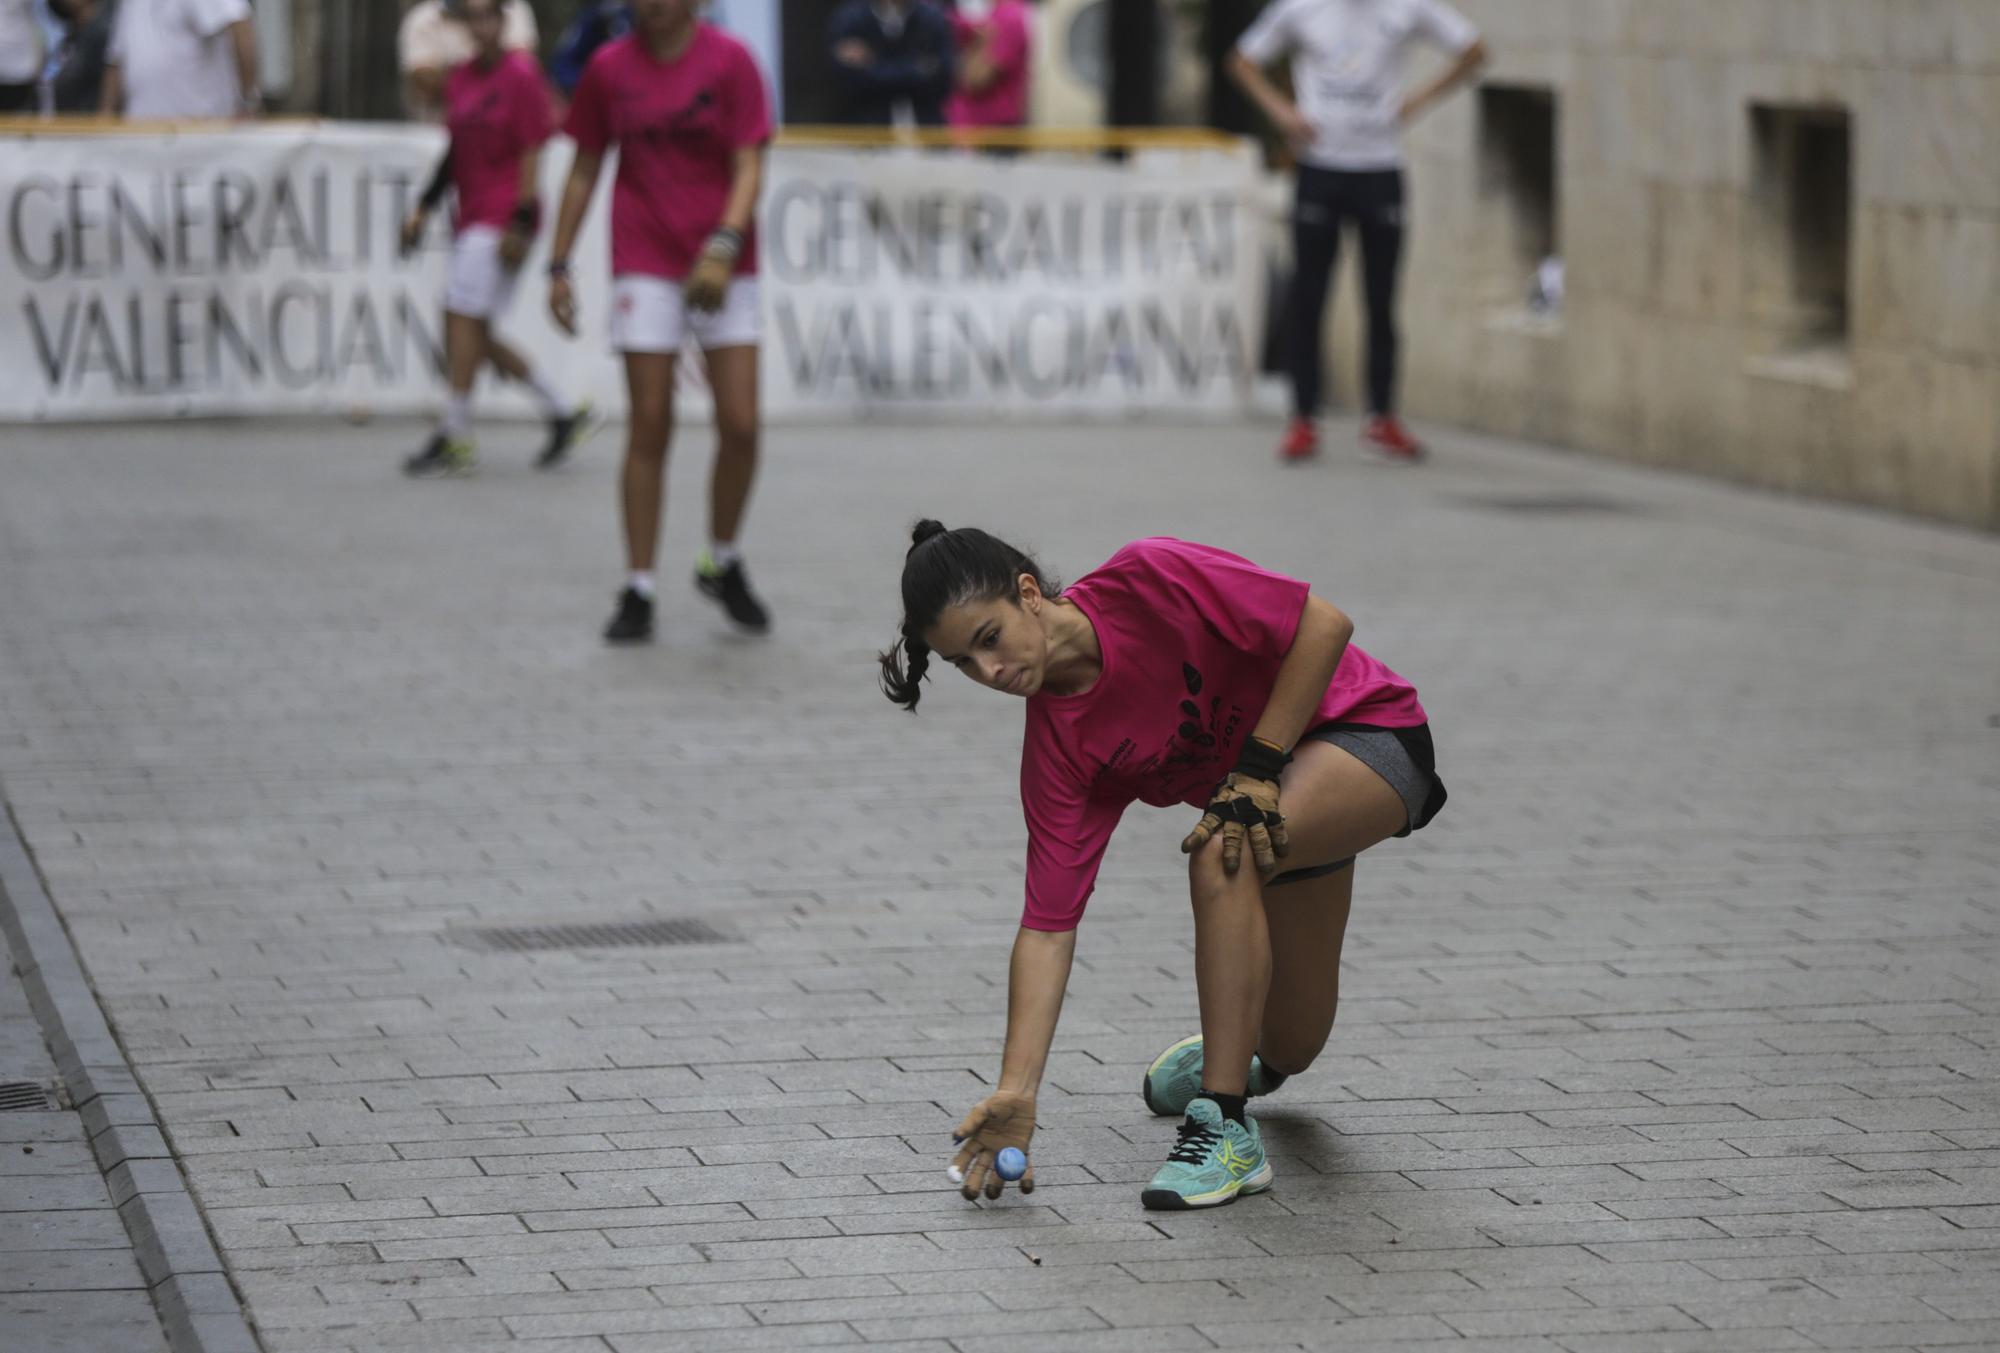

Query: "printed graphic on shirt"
<box><xmin>615</xmin><ymin>84</ymin><xmax>725</xmax><ymax>145</ymax></box>
<box><xmin>1091</xmin><ymin>660</ymin><xmax>1243</xmax><ymax>800</ymax></box>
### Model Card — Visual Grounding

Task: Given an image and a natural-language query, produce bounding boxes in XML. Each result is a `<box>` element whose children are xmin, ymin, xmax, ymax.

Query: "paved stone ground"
<box><xmin>1</xmin><ymin>925</ymin><xmax>172</xmax><ymax>1350</ymax></box>
<box><xmin>0</xmin><ymin>412</ymin><xmax>1996</xmax><ymax>1353</ymax></box>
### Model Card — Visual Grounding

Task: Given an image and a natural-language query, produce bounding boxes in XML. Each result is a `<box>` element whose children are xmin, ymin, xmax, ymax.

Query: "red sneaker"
<box><xmin>1278</xmin><ymin>416</ymin><xmax>1318</xmax><ymax>462</ymax></box>
<box><xmin>1362</xmin><ymin>415</ymin><xmax>1424</xmax><ymax>461</ymax></box>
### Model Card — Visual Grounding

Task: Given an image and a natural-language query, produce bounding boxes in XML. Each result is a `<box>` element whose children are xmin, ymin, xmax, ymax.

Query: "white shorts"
<box><xmin>610</xmin><ymin>275</ymin><xmax>762</xmax><ymax>354</ymax></box>
<box><xmin>443</xmin><ymin>226</ymin><xmax>521</xmax><ymax>321</ymax></box>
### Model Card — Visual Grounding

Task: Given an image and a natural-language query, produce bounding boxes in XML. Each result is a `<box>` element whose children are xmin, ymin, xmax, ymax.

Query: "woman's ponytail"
<box><xmin>877</xmin><ymin>630</ymin><xmax>933</xmax><ymax>711</ymax></box>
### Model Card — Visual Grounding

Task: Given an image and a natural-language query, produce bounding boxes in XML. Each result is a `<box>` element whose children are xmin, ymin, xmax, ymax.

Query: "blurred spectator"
<box><xmin>550</xmin><ymin>0</ymin><xmax>629</xmax><ymax>96</ymax></box>
<box><xmin>104</xmin><ymin>0</ymin><xmax>260</xmax><ymax>120</ymax></box>
<box><xmin>0</xmin><ymin>0</ymin><xmax>43</xmax><ymax>113</ymax></box>
<box><xmin>1229</xmin><ymin>0</ymin><xmax>1485</xmax><ymax>463</ymax></box>
<box><xmin>828</xmin><ymin>0</ymin><xmax>954</xmax><ymax>128</ymax></box>
<box><xmin>48</xmin><ymin>0</ymin><xmax>114</xmax><ymax>115</ymax></box>
<box><xmin>400</xmin><ymin>0</ymin><xmax>537</xmax><ymax>122</ymax></box>
<box><xmin>946</xmin><ymin>0</ymin><xmax>1030</xmax><ymax>131</ymax></box>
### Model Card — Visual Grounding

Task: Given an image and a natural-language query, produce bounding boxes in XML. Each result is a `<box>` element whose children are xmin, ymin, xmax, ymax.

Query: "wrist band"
<box><xmin>545</xmin><ymin>259</ymin><xmax>571</xmax><ymax>278</ymax></box>
<box><xmin>1233</xmin><ymin>735</ymin><xmax>1290</xmax><ymax>784</ymax></box>
<box><xmin>702</xmin><ymin>227</ymin><xmax>744</xmax><ymax>262</ymax></box>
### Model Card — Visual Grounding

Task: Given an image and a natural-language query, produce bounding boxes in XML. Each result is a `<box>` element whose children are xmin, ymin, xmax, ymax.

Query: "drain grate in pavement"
<box><xmin>0</xmin><ymin>1082</ymin><xmax>53</xmax><ymax>1112</ymax></box>
<box><xmin>1455</xmin><ymin>492</ymin><xmax>1644</xmax><ymax>515</ymax></box>
<box><xmin>450</xmin><ymin>918</ymin><xmax>741</xmax><ymax>952</ymax></box>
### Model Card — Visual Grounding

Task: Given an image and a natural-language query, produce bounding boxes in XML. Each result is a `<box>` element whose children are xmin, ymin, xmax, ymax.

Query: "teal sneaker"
<box><xmin>1141</xmin><ymin>1098</ymin><xmax>1273</xmax><ymax>1210</ymax></box>
<box><xmin>1141</xmin><ymin>1034</ymin><xmax>1282</xmax><ymax>1117</ymax></box>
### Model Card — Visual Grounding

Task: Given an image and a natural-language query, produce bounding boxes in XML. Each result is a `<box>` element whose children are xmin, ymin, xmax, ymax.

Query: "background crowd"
<box><xmin>0</xmin><ymin>0</ymin><xmax>1037</xmax><ymax>129</ymax></box>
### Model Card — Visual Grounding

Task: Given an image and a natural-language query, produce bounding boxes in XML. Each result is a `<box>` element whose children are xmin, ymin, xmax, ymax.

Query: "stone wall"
<box><xmin>1318</xmin><ymin>0</ymin><xmax>1999</xmax><ymax>529</ymax></box>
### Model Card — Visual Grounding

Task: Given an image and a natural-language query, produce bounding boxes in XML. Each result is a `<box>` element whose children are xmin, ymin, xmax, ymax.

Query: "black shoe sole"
<box><xmin>1140</xmin><ymin>1187</ymin><xmax>1252</xmax><ymax>1211</ymax></box>
<box><xmin>603</xmin><ymin>629</ymin><xmax>653</xmax><ymax>644</ymax></box>
<box><xmin>694</xmin><ymin>581</ymin><xmax>770</xmax><ymax>633</ymax></box>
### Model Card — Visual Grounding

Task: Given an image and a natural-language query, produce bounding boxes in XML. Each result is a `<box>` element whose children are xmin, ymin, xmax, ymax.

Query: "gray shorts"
<box><xmin>1266</xmin><ymin>721</ymin><xmax>1445</xmax><ymax>887</ymax></box>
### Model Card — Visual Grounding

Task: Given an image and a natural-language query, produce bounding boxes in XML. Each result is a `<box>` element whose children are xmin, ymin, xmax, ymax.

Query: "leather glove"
<box><xmin>398</xmin><ymin>209</ymin><xmax>426</xmax><ymax>260</ymax></box>
<box><xmin>499</xmin><ymin>225</ymin><xmax>530</xmax><ymax>269</ymax></box>
<box><xmin>548</xmin><ymin>267</ymin><xmax>577</xmax><ymax>336</ymax></box>
<box><xmin>499</xmin><ymin>202</ymin><xmax>536</xmax><ymax>270</ymax></box>
<box><xmin>684</xmin><ymin>227</ymin><xmax>741</xmax><ymax>313</ymax></box>
<box><xmin>1180</xmin><ymin>736</ymin><xmax>1291</xmax><ymax>875</ymax></box>
<box><xmin>950</xmin><ymin>1090</ymin><xmax>1035</xmax><ymax>1200</ymax></box>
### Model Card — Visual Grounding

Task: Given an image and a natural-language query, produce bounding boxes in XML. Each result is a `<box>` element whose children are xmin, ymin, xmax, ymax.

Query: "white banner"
<box><xmin>1</xmin><ymin>125</ymin><xmax>1262</xmax><ymax>423</ymax></box>
<box><xmin>760</xmin><ymin>146</ymin><xmax>1263</xmax><ymax>418</ymax></box>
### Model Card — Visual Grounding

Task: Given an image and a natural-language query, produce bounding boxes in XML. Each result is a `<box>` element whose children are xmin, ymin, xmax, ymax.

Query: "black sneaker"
<box><xmin>694</xmin><ymin>554</ymin><xmax>771</xmax><ymax>632</ymax></box>
<box><xmin>603</xmin><ymin>587</ymin><xmax>654</xmax><ymax>644</ymax></box>
<box><xmin>536</xmin><ymin>400</ymin><xmax>596</xmax><ymax>471</ymax></box>
<box><xmin>404</xmin><ymin>433</ymin><xmax>474</xmax><ymax>478</ymax></box>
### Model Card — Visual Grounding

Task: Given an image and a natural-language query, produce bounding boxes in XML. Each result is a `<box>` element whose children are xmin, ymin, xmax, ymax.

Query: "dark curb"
<box><xmin>0</xmin><ymin>807</ymin><xmax>262</xmax><ymax>1353</ymax></box>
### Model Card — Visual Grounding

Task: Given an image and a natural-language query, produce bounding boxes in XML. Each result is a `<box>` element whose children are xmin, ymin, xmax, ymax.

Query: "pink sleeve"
<box><xmin>723</xmin><ymin>42</ymin><xmax>773</xmax><ymax>151</ymax></box>
<box><xmin>563</xmin><ymin>55</ymin><xmax>612</xmax><ymax>154</ymax></box>
<box><xmin>989</xmin><ymin>6</ymin><xmax>1031</xmax><ymax>73</ymax></box>
<box><xmin>1020</xmin><ymin>755</ymin><xmax>1126</xmax><ymax>932</ymax></box>
<box><xmin>1130</xmin><ymin>540</ymin><xmax>1310</xmax><ymax>661</ymax></box>
<box><xmin>514</xmin><ymin>59</ymin><xmax>554</xmax><ymax>148</ymax></box>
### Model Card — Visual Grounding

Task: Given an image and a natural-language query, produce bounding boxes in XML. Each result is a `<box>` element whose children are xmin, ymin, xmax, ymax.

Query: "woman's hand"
<box><xmin>548</xmin><ymin>272</ymin><xmax>577</xmax><ymax>336</ymax></box>
<box><xmin>684</xmin><ymin>228</ymin><xmax>741</xmax><ymax>314</ymax></box>
<box><xmin>499</xmin><ymin>225</ymin><xmax>530</xmax><ymax>270</ymax></box>
<box><xmin>1181</xmin><ymin>735</ymin><xmax>1292</xmax><ymax>875</ymax></box>
<box><xmin>950</xmin><ymin>1090</ymin><xmax>1036</xmax><ymax>1200</ymax></box>
<box><xmin>1273</xmin><ymin>102</ymin><xmax>1317</xmax><ymax>154</ymax></box>
<box><xmin>1181</xmin><ymin>772</ymin><xmax>1288</xmax><ymax>874</ymax></box>
<box><xmin>398</xmin><ymin>208</ymin><xmax>427</xmax><ymax>259</ymax></box>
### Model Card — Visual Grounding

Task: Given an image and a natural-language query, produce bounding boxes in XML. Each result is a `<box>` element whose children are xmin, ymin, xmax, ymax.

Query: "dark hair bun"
<box><xmin>909</xmin><ymin>519</ymin><xmax>948</xmax><ymax>551</ymax></box>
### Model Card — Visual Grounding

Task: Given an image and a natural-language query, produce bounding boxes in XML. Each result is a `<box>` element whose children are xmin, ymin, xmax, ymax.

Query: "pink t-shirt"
<box><xmin>563</xmin><ymin>26</ymin><xmax>772</xmax><ymax>280</ymax></box>
<box><xmin>444</xmin><ymin>52</ymin><xmax>555</xmax><ymax>236</ymax></box>
<box><xmin>1018</xmin><ymin>538</ymin><xmax>1428</xmax><ymax>932</ymax></box>
<box><xmin>947</xmin><ymin>1</ymin><xmax>1032</xmax><ymax>129</ymax></box>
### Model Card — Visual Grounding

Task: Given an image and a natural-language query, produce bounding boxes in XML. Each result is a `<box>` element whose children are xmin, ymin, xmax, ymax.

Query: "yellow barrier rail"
<box><xmin>0</xmin><ymin>114</ymin><xmax>323</xmax><ymax>136</ymax></box>
<box><xmin>1</xmin><ymin>114</ymin><xmax>1244</xmax><ymax>154</ymax></box>
<box><xmin>776</xmin><ymin>124</ymin><xmax>1248</xmax><ymax>153</ymax></box>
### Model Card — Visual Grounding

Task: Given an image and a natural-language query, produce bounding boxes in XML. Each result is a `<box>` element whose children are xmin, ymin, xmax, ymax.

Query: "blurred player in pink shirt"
<box><xmin>400</xmin><ymin>0</ymin><xmax>587</xmax><ymax>478</ymax></box>
<box><xmin>545</xmin><ymin>0</ymin><xmax>774</xmax><ymax>645</ymax></box>
<box><xmin>946</xmin><ymin>0</ymin><xmax>1031</xmax><ymax>131</ymax></box>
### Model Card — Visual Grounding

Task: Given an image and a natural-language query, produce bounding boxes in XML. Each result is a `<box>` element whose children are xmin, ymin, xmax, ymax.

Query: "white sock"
<box><xmin>524</xmin><ymin>369</ymin><xmax>570</xmax><ymax>421</ymax></box>
<box><xmin>627</xmin><ymin>571</ymin><xmax>656</xmax><ymax>599</ymax></box>
<box><xmin>440</xmin><ymin>392</ymin><xmax>471</xmax><ymax>439</ymax></box>
<box><xmin>709</xmin><ymin>541</ymin><xmax>742</xmax><ymax>569</ymax></box>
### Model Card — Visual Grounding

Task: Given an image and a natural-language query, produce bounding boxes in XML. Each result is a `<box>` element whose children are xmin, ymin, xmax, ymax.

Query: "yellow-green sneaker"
<box><xmin>1141</xmin><ymin>1034</ymin><xmax>1281</xmax><ymax>1117</ymax></box>
<box><xmin>404</xmin><ymin>433</ymin><xmax>475</xmax><ymax>478</ymax></box>
<box><xmin>536</xmin><ymin>399</ymin><xmax>598</xmax><ymax>470</ymax></box>
<box><xmin>1141</xmin><ymin>1097</ymin><xmax>1273</xmax><ymax>1210</ymax></box>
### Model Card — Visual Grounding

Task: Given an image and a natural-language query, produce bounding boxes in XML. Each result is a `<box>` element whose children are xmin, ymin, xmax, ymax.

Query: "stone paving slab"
<box><xmin>0</xmin><ymin>925</ymin><xmax>171</xmax><ymax>1350</ymax></box>
<box><xmin>0</xmin><ymin>412</ymin><xmax>1996</xmax><ymax>1352</ymax></box>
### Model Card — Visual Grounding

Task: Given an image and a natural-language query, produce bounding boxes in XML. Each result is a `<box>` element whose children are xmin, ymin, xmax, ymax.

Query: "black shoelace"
<box><xmin>1167</xmin><ymin>1117</ymin><xmax>1222</xmax><ymax>1165</ymax></box>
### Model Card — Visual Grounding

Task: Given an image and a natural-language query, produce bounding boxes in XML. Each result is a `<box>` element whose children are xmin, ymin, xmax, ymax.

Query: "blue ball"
<box><xmin>995</xmin><ymin>1147</ymin><xmax>1027</xmax><ymax>1181</ymax></box>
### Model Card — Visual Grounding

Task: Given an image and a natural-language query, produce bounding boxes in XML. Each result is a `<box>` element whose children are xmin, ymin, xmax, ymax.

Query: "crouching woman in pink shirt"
<box><xmin>545</xmin><ymin>0</ymin><xmax>774</xmax><ymax>645</ymax></box>
<box><xmin>880</xmin><ymin>524</ymin><xmax>1446</xmax><ymax>1210</ymax></box>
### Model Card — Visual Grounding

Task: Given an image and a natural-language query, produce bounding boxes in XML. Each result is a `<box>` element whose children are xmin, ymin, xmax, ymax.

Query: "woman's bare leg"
<box><xmin>620</xmin><ymin>351</ymin><xmax>677</xmax><ymax>572</ymax></box>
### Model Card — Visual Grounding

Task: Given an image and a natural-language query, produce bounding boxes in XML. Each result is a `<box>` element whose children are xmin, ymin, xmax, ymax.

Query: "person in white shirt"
<box><xmin>1230</xmin><ymin>0</ymin><xmax>1485</xmax><ymax>463</ymax></box>
<box><xmin>0</xmin><ymin>0</ymin><xmax>46</xmax><ymax>113</ymax></box>
<box><xmin>399</xmin><ymin>0</ymin><xmax>539</xmax><ymax>123</ymax></box>
<box><xmin>103</xmin><ymin>0</ymin><xmax>260</xmax><ymax>120</ymax></box>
